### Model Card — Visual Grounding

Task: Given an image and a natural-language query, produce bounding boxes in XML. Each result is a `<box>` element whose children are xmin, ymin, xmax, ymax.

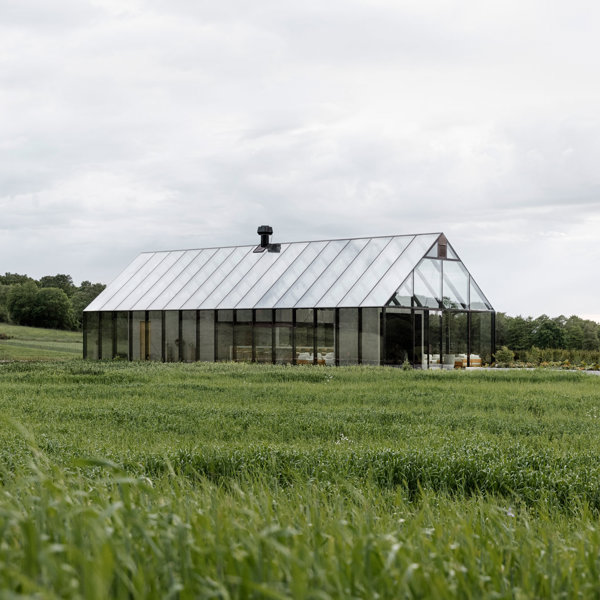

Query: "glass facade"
<box><xmin>83</xmin><ymin>233</ymin><xmax>494</xmax><ymax>368</ymax></box>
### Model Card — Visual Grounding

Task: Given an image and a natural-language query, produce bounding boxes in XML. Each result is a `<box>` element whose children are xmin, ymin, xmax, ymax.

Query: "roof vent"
<box><xmin>254</xmin><ymin>225</ymin><xmax>280</xmax><ymax>253</ymax></box>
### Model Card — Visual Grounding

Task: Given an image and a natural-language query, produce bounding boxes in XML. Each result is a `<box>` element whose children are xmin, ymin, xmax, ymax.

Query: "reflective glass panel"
<box><xmin>232</xmin><ymin>243</ymin><xmax>308</xmax><ymax>309</ymax></box>
<box><xmin>201</xmin><ymin>250</ymin><xmax>265</xmax><ymax>309</ymax></box>
<box><xmin>295</xmin><ymin>308</ymin><xmax>314</xmax><ymax>363</ymax></box>
<box><xmin>217</xmin><ymin>319</ymin><xmax>233</xmax><ymax>361</ymax></box>
<box><xmin>131</xmin><ymin>311</ymin><xmax>145</xmax><ymax>360</ymax></box>
<box><xmin>184</xmin><ymin>246</ymin><xmax>253</xmax><ymax>310</ymax></box>
<box><xmin>427</xmin><ymin>310</ymin><xmax>443</xmax><ymax>367</ymax></box>
<box><xmin>199</xmin><ymin>311</ymin><xmax>214</xmax><ymax>361</ymax></box>
<box><xmin>86</xmin><ymin>253</ymin><xmax>153</xmax><ymax>312</ymax></box>
<box><xmin>100</xmin><ymin>312</ymin><xmax>113</xmax><ymax>359</ymax></box>
<box><xmin>258</xmin><ymin>241</ymin><xmax>328</xmax><ymax>308</ymax></box>
<box><xmin>316</xmin><ymin>309</ymin><xmax>335</xmax><ymax>365</ymax></box>
<box><xmin>235</xmin><ymin>322</ymin><xmax>253</xmax><ymax>362</ymax></box>
<box><xmin>181</xmin><ymin>311</ymin><xmax>197</xmax><ymax>362</ymax></box>
<box><xmin>127</xmin><ymin>251</ymin><xmax>186</xmax><ymax>311</ymax></box>
<box><xmin>413</xmin><ymin>258</ymin><xmax>442</xmax><ymax>308</ymax></box>
<box><xmin>256</xmin><ymin>309</ymin><xmax>273</xmax><ymax>322</ymax></box>
<box><xmin>101</xmin><ymin>253</ymin><xmax>170</xmax><ymax>311</ymax></box>
<box><xmin>444</xmin><ymin>312</ymin><xmax>468</xmax><ymax>366</ymax></box>
<box><xmin>341</xmin><ymin>237</ymin><xmax>411</xmax><ymax>307</ymax></box>
<box><xmin>255</xmin><ymin>323</ymin><xmax>272</xmax><ymax>363</ymax></box>
<box><xmin>85</xmin><ymin>312</ymin><xmax>99</xmax><ymax>360</ymax></box>
<box><xmin>164</xmin><ymin>311</ymin><xmax>179</xmax><ymax>362</ymax></box>
<box><xmin>339</xmin><ymin>308</ymin><xmax>358</xmax><ymax>365</ymax></box>
<box><xmin>148</xmin><ymin>311</ymin><xmax>163</xmax><ymax>361</ymax></box>
<box><xmin>275</xmin><ymin>325</ymin><xmax>293</xmax><ymax>364</ymax></box>
<box><xmin>470</xmin><ymin>278</ymin><xmax>493</xmax><ymax>310</ymax></box>
<box><xmin>320</xmin><ymin>237</ymin><xmax>392</xmax><ymax>308</ymax></box>
<box><xmin>388</xmin><ymin>275</ymin><xmax>413</xmax><ymax>308</ymax></box>
<box><xmin>297</xmin><ymin>238</ymin><xmax>369</xmax><ymax>308</ymax></box>
<box><xmin>442</xmin><ymin>260</ymin><xmax>469</xmax><ymax>309</ymax></box>
<box><xmin>470</xmin><ymin>311</ymin><xmax>493</xmax><ymax>365</ymax></box>
<box><xmin>236</xmin><ymin>309</ymin><xmax>252</xmax><ymax>322</ymax></box>
<box><xmin>144</xmin><ymin>250</ymin><xmax>202</xmax><ymax>310</ymax></box>
<box><xmin>361</xmin><ymin>307</ymin><xmax>380</xmax><ymax>365</ymax></box>
<box><xmin>275</xmin><ymin>240</ymin><xmax>347</xmax><ymax>308</ymax></box>
<box><xmin>362</xmin><ymin>234</ymin><xmax>438</xmax><ymax>307</ymax></box>
<box><xmin>115</xmin><ymin>312</ymin><xmax>129</xmax><ymax>359</ymax></box>
<box><xmin>275</xmin><ymin>309</ymin><xmax>292</xmax><ymax>323</ymax></box>
<box><xmin>159</xmin><ymin>249</ymin><xmax>218</xmax><ymax>309</ymax></box>
<box><xmin>446</xmin><ymin>244</ymin><xmax>459</xmax><ymax>260</ymax></box>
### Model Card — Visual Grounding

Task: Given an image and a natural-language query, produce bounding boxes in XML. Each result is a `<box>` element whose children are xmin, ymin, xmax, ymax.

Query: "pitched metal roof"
<box><xmin>85</xmin><ymin>232</ymin><xmax>476</xmax><ymax>311</ymax></box>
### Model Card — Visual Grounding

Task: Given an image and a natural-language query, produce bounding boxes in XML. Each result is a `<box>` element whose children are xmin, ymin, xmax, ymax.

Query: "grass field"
<box><xmin>0</xmin><ymin>323</ymin><xmax>82</xmax><ymax>360</ymax></box>
<box><xmin>1</xmin><ymin>361</ymin><xmax>600</xmax><ymax>597</ymax></box>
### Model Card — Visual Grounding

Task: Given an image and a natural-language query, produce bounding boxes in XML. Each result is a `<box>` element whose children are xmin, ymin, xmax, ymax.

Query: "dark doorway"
<box><xmin>384</xmin><ymin>310</ymin><xmax>413</xmax><ymax>365</ymax></box>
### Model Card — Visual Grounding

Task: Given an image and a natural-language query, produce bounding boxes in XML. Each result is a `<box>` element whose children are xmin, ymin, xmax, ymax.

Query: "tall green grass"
<box><xmin>0</xmin><ymin>324</ymin><xmax>82</xmax><ymax>360</ymax></box>
<box><xmin>2</xmin><ymin>361</ymin><xmax>600</xmax><ymax>597</ymax></box>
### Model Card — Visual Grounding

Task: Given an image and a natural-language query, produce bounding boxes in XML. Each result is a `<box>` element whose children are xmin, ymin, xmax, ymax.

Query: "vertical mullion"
<box><xmin>112</xmin><ymin>312</ymin><xmax>117</xmax><ymax>359</ymax></box>
<box><xmin>144</xmin><ymin>311</ymin><xmax>149</xmax><ymax>360</ymax></box>
<box><xmin>381</xmin><ymin>307</ymin><xmax>386</xmax><ymax>365</ymax></box>
<box><xmin>83</xmin><ymin>312</ymin><xmax>88</xmax><ymax>359</ymax></box>
<box><xmin>334</xmin><ymin>308</ymin><xmax>340</xmax><ymax>367</ymax></box>
<box><xmin>128</xmin><ymin>311</ymin><xmax>133</xmax><ymax>361</ymax></box>
<box><xmin>271</xmin><ymin>309</ymin><xmax>276</xmax><ymax>364</ymax></box>
<box><xmin>161</xmin><ymin>312</ymin><xmax>166</xmax><ymax>362</ymax></box>
<box><xmin>251</xmin><ymin>309</ymin><xmax>256</xmax><ymax>363</ymax></box>
<box><xmin>467</xmin><ymin>312</ymin><xmax>471</xmax><ymax>367</ymax></box>
<box><xmin>178</xmin><ymin>310</ymin><xmax>183</xmax><ymax>362</ymax></box>
<box><xmin>98</xmin><ymin>312</ymin><xmax>103</xmax><ymax>359</ymax></box>
<box><xmin>313</xmin><ymin>310</ymin><xmax>318</xmax><ymax>365</ymax></box>
<box><xmin>292</xmin><ymin>310</ymin><xmax>296</xmax><ymax>365</ymax></box>
<box><xmin>357</xmin><ymin>308</ymin><xmax>362</xmax><ymax>365</ymax></box>
<box><xmin>195</xmin><ymin>310</ymin><xmax>200</xmax><ymax>362</ymax></box>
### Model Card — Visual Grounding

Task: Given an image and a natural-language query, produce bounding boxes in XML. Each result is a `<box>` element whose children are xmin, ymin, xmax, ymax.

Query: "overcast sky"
<box><xmin>1</xmin><ymin>0</ymin><xmax>599</xmax><ymax>320</ymax></box>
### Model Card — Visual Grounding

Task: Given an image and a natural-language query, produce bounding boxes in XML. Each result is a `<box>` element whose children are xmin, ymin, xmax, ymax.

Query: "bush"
<box><xmin>494</xmin><ymin>346</ymin><xmax>515</xmax><ymax>367</ymax></box>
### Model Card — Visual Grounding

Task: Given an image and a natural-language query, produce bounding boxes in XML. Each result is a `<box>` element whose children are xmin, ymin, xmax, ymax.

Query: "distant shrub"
<box><xmin>494</xmin><ymin>346</ymin><xmax>515</xmax><ymax>367</ymax></box>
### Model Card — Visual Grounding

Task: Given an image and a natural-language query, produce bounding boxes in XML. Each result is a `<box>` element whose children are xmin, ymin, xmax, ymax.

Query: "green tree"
<box><xmin>7</xmin><ymin>281</ymin><xmax>39</xmax><ymax>326</ymax></box>
<box><xmin>0</xmin><ymin>285</ymin><xmax>11</xmax><ymax>322</ymax></box>
<box><xmin>532</xmin><ymin>315</ymin><xmax>566</xmax><ymax>349</ymax></box>
<box><xmin>507</xmin><ymin>316</ymin><xmax>534</xmax><ymax>350</ymax></box>
<box><xmin>32</xmin><ymin>288</ymin><xmax>75</xmax><ymax>330</ymax></box>
<box><xmin>564</xmin><ymin>315</ymin><xmax>584</xmax><ymax>350</ymax></box>
<box><xmin>0</xmin><ymin>272</ymin><xmax>36</xmax><ymax>286</ymax></box>
<box><xmin>39</xmin><ymin>274</ymin><xmax>76</xmax><ymax>297</ymax></box>
<box><xmin>71</xmin><ymin>281</ymin><xmax>106</xmax><ymax>329</ymax></box>
<box><xmin>582</xmin><ymin>323</ymin><xmax>600</xmax><ymax>351</ymax></box>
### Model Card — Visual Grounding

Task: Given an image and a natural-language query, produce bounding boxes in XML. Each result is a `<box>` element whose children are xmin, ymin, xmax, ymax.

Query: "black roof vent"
<box><xmin>254</xmin><ymin>225</ymin><xmax>280</xmax><ymax>253</ymax></box>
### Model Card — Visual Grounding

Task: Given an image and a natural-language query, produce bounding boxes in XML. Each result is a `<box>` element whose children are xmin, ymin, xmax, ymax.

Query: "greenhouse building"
<box><xmin>83</xmin><ymin>228</ymin><xmax>495</xmax><ymax>368</ymax></box>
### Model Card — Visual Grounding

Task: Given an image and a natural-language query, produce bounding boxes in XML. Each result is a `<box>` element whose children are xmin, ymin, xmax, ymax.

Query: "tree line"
<box><xmin>495</xmin><ymin>313</ymin><xmax>600</xmax><ymax>352</ymax></box>
<box><xmin>0</xmin><ymin>273</ymin><xmax>105</xmax><ymax>330</ymax></box>
<box><xmin>1</xmin><ymin>271</ymin><xmax>599</xmax><ymax>350</ymax></box>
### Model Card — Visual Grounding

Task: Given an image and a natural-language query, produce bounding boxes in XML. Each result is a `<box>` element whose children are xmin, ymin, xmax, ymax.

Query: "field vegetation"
<box><xmin>0</xmin><ymin>323</ymin><xmax>82</xmax><ymax>360</ymax></box>
<box><xmin>1</xmin><ymin>361</ymin><xmax>600</xmax><ymax>597</ymax></box>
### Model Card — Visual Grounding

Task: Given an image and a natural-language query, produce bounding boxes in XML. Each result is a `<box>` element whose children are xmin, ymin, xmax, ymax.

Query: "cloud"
<box><xmin>1</xmin><ymin>0</ymin><xmax>599</xmax><ymax>319</ymax></box>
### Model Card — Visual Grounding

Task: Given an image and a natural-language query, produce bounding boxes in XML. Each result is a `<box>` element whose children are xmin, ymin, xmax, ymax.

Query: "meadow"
<box><xmin>0</xmin><ymin>323</ymin><xmax>82</xmax><ymax>360</ymax></box>
<box><xmin>1</xmin><ymin>360</ymin><xmax>600</xmax><ymax>598</ymax></box>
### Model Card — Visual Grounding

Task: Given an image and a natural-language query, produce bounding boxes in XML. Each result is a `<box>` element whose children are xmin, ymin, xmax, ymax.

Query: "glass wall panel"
<box><xmin>384</xmin><ymin>308</ymin><xmax>412</xmax><ymax>365</ymax></box>
<box><xmin>275</xmin><ymin>310</ymin><xmax>293</xmax><ymax>364</ymax></box>
<box><xmin>361</xmin><ymin>308</ymin><xmax>380</xmax><ymax>365</ymax></box>
<box><xmin>389</xmin><ymin>276</ymin><xmax>413</xmax><ymax>308</ymax></box>
<box><xmin>235</xmin><ymin>310</ymin><xmax>253</xmax><ymax>362</ymax></box>
<box><xmin>413</xmin><ymin>310</ymin><xmax>425</xmax><ymax>368</ymax></box>
<box><xmin>470</xmin><ymin>278</ymin><xmax>492</xmax><ymax>310</ymax></box>
<box><xmin>444</xmin><ymin>312</ymin><xmax>468</xmax><ymax>367</ymax></box>
<box><xmin>85</xmin><ymin>312</ymin><xmax>99</xmax><ymax>360</ymax></box>
<box><xmin>131</xmin><ymin>311</ymin><xmax>145</xmax><ymax>360</ymax></box>
<box><xmin>256</xmin><ymin>309</ymin><xmax>273</xmax><ymax>322</ymax></box>
<box><xmin>295</xmin><ymin>309</ymin><xmax>314</xmax><ymax>364</ymax></box>
<box><xmin>115</xmin><ymin>312</ymin><xmax>129</xmax><ymax>359</ymax></box>
<box><xmin>199</xmin><ymin>311</ymin><xmax>215</xmax><ymax>362</ymax></box>
<box><xmin>255</xmin><ymin>323</ymin><xmax>272</xmax><ymax>363</ymax></box>
<box><xmin>470</xmin><ymin>312</ymin><xmax>493</xmax><ymax>366</ymax></box>
<box><xmin>181</xmin><ymin>311</ymin><xmax>197</xmax><ymax>362</ymax></box>
<box><xmin>414</xmin><ymin>259</ymin><xmax>442</xmax><ymax>309</ymax></box>
<box><xmin>164</xmin><ymin>311</ymin><xmax>179</xmax><ymax>362</ymax></box>
<box><xmin>442</xmin><ymin>261</ymin><xmax>469</xmax><ymax>309</ymax></box>
<box><xmin>316</xmin><ymin>309</ymin><xmax>335</xmax><ymax>365</ymax></box>
<box><xmin>148</xmin><ymin>311</ymin><xmax>163</xmax><ymax>361</ymax></box>
<box><xmin>100</xmin><ymin>312</ymin><xmax>113</xmax><ymax>359</ymax></box>
<box><xmin>216</xmin><ymin>310</ymin><xmax>233</xmax><ymax>361</ymax></box>
<box><xmin>427</xmin><ymin>310</ymin><xmax>442</xmax><ymax>368</ymax></box>
<box><xmin>339</xmin><ymin>308</ymin><xmax>358</xmax><ymax>365</ymax></box>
